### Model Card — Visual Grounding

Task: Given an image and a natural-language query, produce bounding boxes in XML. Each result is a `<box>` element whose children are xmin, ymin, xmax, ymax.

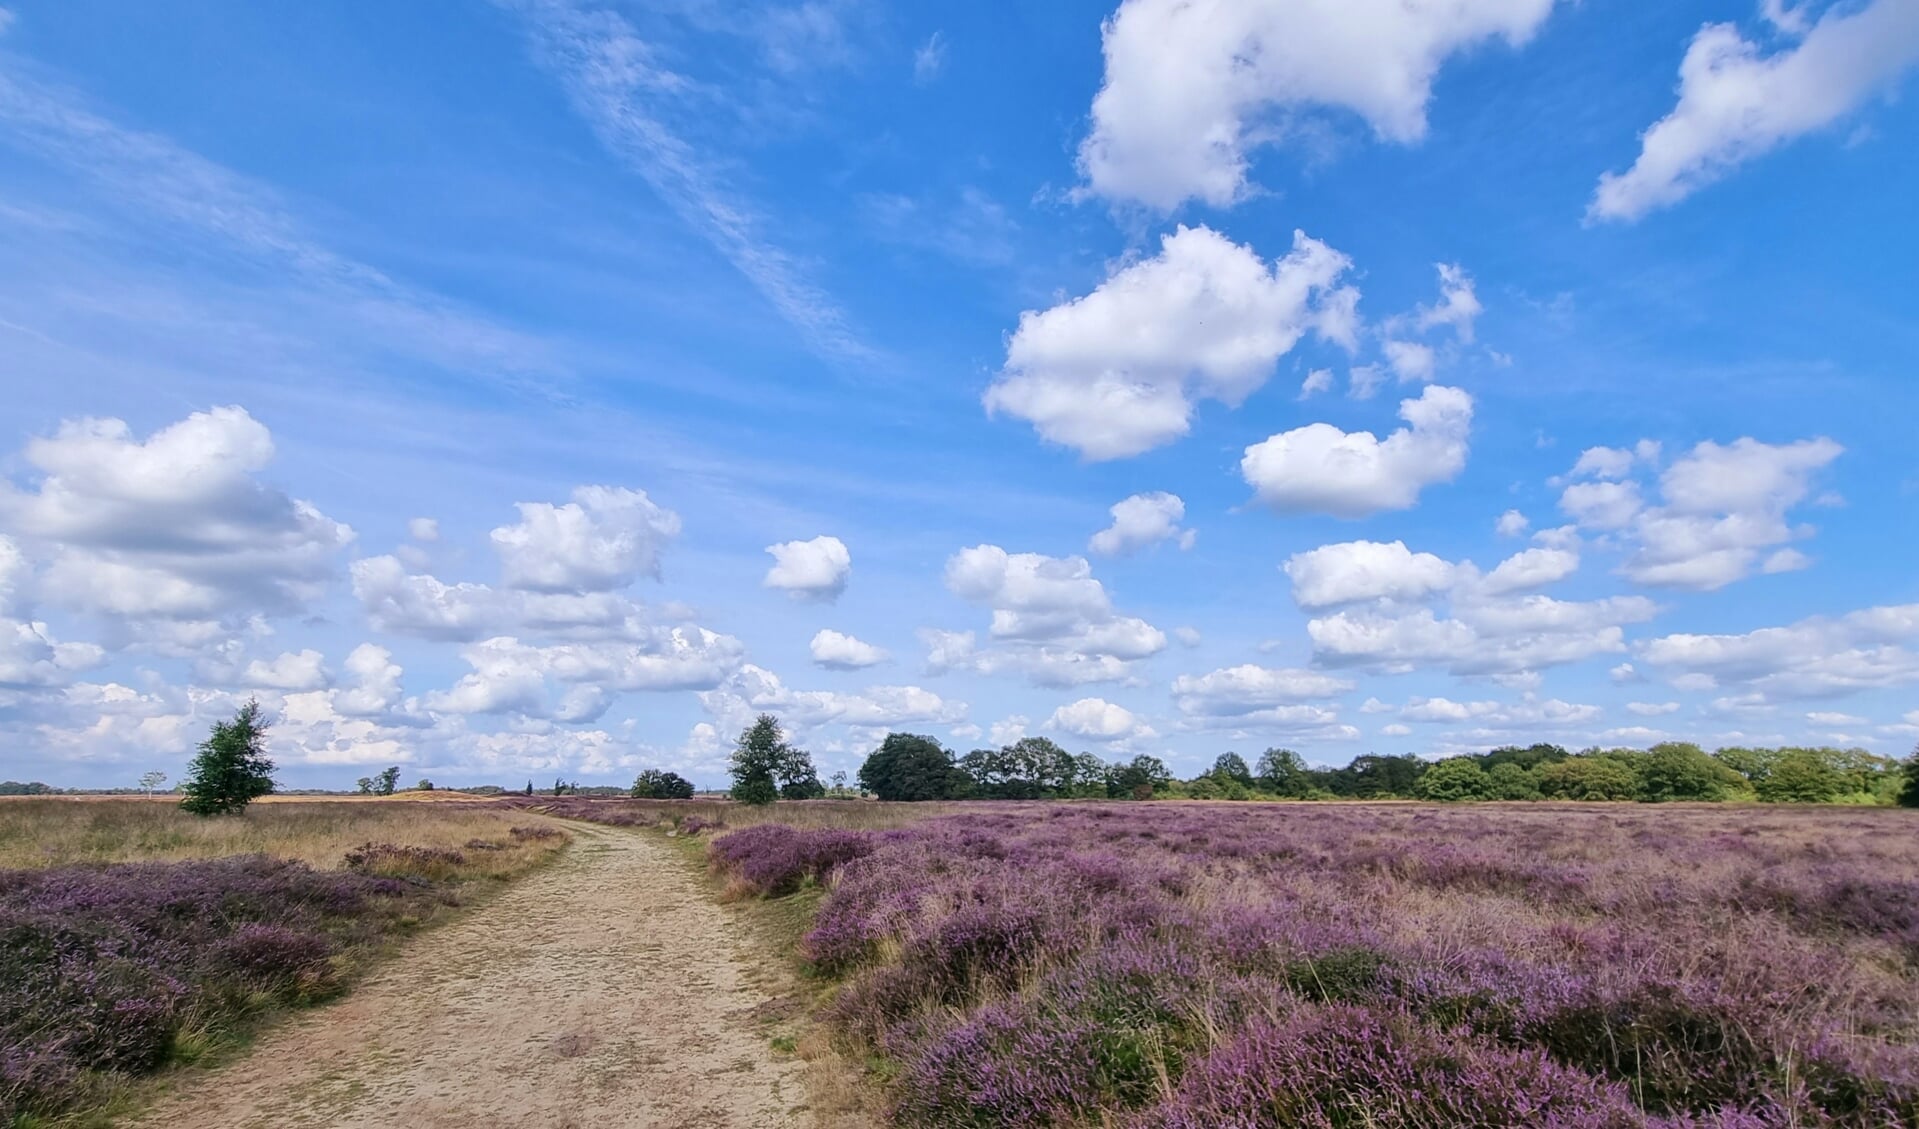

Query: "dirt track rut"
<box><xmin>131</xmin><ymin>824</ymin><xmax>804</xmax><ymax>1128</ymax></box>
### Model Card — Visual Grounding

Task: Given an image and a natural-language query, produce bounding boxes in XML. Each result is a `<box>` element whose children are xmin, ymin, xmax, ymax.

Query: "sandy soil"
<box><xmin>130</xmin><ymin>824</ymin><xmax>807</xmax><ymax>1128</ymax></box>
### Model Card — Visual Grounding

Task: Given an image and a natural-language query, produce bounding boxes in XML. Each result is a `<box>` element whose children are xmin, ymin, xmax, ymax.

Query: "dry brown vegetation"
<box><xmin>0</xmin><ymin>795</ymin><xmax>566</xmax><ymax>876</ymax></box>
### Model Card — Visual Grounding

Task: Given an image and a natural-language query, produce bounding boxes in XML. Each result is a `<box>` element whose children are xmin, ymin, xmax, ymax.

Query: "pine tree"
<box><xmin>179</xmin><ymin>700</ymin><xmax>277</xmax><ymax>816</ymax></box>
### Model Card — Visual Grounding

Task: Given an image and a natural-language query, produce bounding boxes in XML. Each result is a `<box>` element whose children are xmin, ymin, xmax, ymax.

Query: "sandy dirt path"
<box><xmin>131</xmin><ymin>824</ymin><xmax>806</xmax><ymax>1129</ymax></box>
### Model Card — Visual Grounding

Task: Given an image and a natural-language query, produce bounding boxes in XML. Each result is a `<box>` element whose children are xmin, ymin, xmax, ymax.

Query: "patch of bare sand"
<box><xmin>131</xmin><ymin>825</ymin><xmax>807</xmax><ymax>1128</ymax></box>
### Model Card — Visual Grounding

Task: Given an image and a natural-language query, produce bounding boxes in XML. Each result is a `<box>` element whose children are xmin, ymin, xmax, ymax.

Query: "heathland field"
<box><xmin>8</xmin><ymin>796</ymin><xmax>1919</xmax><ymax>1128</ymax></box>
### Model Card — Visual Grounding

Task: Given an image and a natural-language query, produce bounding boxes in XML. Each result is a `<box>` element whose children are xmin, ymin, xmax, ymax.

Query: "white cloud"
<box><xmin>1480</xmin><ymin>546</ymin><xmax>1579</xmax><ymax>595</ymax></box>
<box><xmin>699</xmin><ymin>664</ymin><xmax>966</xmax><ymax>740</ymax></box>
<box><xmin>913</xmin><ymin>30</ymin><xmax>946</xmax><ymax>84</ymax></box>
<box><xmin>986</xmin><ymin>226</ymin><xmax>1356</xmax><ymax>460</ymax></box>
<box><xmin>352</xmin><ymin>556</ymin><xmax>506</xmax><ymax>641</ymax></box>
<box><xmin>1570</xmin><ymin>445</ymin><xmax>1639</xmax><ymax>480</ymax></box>
<box><xmin>1639</xmin><ymin>603</ymin><xmax>1919</xmax><ymax>698</ymax></box>
<box><xmin>1807</xmin><ymin>711</ymin><xmax>1867</xmax><ymax>727</ymax></box>
<box><xmin>0</xmin><ymin>407</ymin><xmax>354</xmax><ymax>623</ymax></box>
<box><xmin>492</xmin><ymin>486</ymin><xmax>679</xmax><ymax>593</ymax></box>
<box><xmin>1382</xmin><ymin>339</ymin><xmax>1436</xmax><ymax>383</ymax></box>
<box><xmin>1241</xmin><ymin>385</ymin><xmax>1473</xmax><ymax>517</ymax></box>
<box><xmin>1561</xmin><ymin>436</ymin><xmax>1843</xmax><ymax>591</ymax></box>
<box><xmin>1762</xmin><ymin>548</ymin><xmax>1812</xmax><ymax>575</ymax></box>
<box><xmin>1170</xmin><ymin>664</ymin><xmax>1354</xmax><ymax>725</ymax></box>
<box><xmin>1089</xmin><ymin>492</ymin><xmax>1195</xmax><ymax>556</ymax></box>
<box><xmin>763</xmin><ymin>535</ymin><xmax>852</xmax><ymax>602</ymax></box>
<box><xmin>1592</xmin><ymin>2</ymin><xmax>1919</xmax><ymax>221</ymax></box>
<box><xmin>1172</xmin><ymin>626</ymin><xmax>1202</xmax><ymax>647</ymax></box>
<box><xmin>940</xmin><ymin>545</ymin><xmax>1165</xmax><ymax>686</ymax></box>
<box><xmin>1416</xmin><ymin>263</ymin><xmax>1483</xmax><ymax>343</ymax></box>
<box><xmin>1398</xmin><ymin>694</ymin><xmax>1603</xmax><ymax>728</ymax></box>
<box><xmin>240</xmin><ymin>650</ymin><xmax>330</xmax><ymax>692</ymax></box>
<box><xmin>810</xmin><ymin>629</ymin><xmax>888</xmax><ymax>670</ymax></box>
<box><xmin>507</xmin><ymin>0</ymin><xmax>872</xmax><ymax>363</ymax></box>
<box><xmin>334</xmin><ymin>644</ymin><xmax>406</xmax><ymax>718</ymax></box>
<box><xmin>1300</xmin><ymin>368</ymin><xmax>1335</xmax><ymax>398</ymax></box>
<box><xmin>1559</xmin><ymin>480</ymin><xmax>1644</xmax><ymax>530</ymax></box>
<box><xmin>986</xmin><ymin>715</ymin><xmax>1030</xmax><ymax>746</ymax></box>
<box><xmin>1309</xmin><ymin>594</ymin><xmax>1655</xmax><ymax>677</ymax></box>
<box><xmin>0</xmin><ymin>619</ymin><xmax>105</xmax><ymax>688</ymax></box>
<box><xmin>0</xmin><ymin>535</ymin><xmax>26</xmax><ymax>616</ymax></box>
<box><xmin>1495</xmin><ymin>510</ymin><xmax>1530</xmax><ymax>538</ymax></box>
<box><xmin>1045</xmin><ymin>697</ymin><xmax>1156</xmax><ymax>745</ymax></box>
<box><xmin>1626</xmin><ymin>701</ymin><xmax>1681</xmax><ymax>717</ymax></box>
<box><xmin>408</xmin><ymin>517</ymin><xmax>440</xmax><ymax>542</ymax></box>
<box><xmin>1078</xmin><ymin>0</ymin><xmax>1558</xmax><ymax>209</ymax></box>
<box><xmin>1283</xmin><ymin>540</ymin><xmax>1459</xmax><ymax>609</ymax></box>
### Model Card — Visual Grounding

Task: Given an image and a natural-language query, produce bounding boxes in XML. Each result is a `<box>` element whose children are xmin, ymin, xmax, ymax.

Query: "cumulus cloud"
<box><xmin>939</xmin><ymin>545</ymin><xmax>1165</xmax><ymax>687</ymax></box>
<box><xmin>763</xmin><ymin>535</ymin><xmax>852</xmax><ymax>602</ymax></box>
<box><xmin>491</xmin><ymin>486</ymin><xmax>680</xmax><ymax>593</ymax></box>
<box><xmin>699</xmin><ymin>664</ymin><xmax>967</xmax><ymax>740</ymax></box>
<box><xmin>986</xmin><ymin>226</ymin><xmax>1357</xmax><ymax>460</ymax></box>
<box><xmin>1416</xmin><ymin>263</ymin><xmax>1483</xmax><ymax>343</ymax></box>
<box><xmin>1284</xmin><ymin>540</ymin><xmax>1460</xmax><ymax>609</ymax></box>
<box><xmin>240</xmin><ymin>650</ymin><xmax>330</xmax><ymax>692</ymax></box>
<box><xmin>1382</xmin><ymin>339</ymin><xmax>1437</xmax><ymax>383</ymax></box>
<box><xmin>1078</xmin><ymin>0</ymin><xmax>1558</xmax><ymax>209</ymax></box>
<box><xmin>0</xmin><ymin>619</ymin><xmax>106</xmax><ymax>688</ymax></box>
<box><xmin>1639</xmin><ymin>602</ymin><xmax>1919</xmax><ymax>699</ymax></box>
<box><xmin>1480</xmin><ymin>547</ymin><xmax>1580</xmax><ymax>595</ymax></box>
<box><xmin>407</xmin><ymin>517</ymin><xmax>440</xmax><ymax>542</ymax></box>
<box><xmin>1089</xmin><ymin>492</ymin><xmax>1195</xmax><ymax>556</ymax></box>
<box><xmin>1496</xmin><ymin>510</ymin><xmax>1530</xmax><ymax>538</ymax></box>
<box><xmin>1045</xmin><ymin>697</ymin><xmax>1156</xmax><ymax>745</ymax></box>
<box><xmin>1560</xmin><ymin>436</ymin><xmax>1842</xmax><ymax>590</ymax></box>
<box><xmin>1169</xmin><ymin>664</ymin><xmax>1353</xmax><ymax>733</ymax></box>
<box><xmin>1626</xmin><ymin>701</ymin><xmax>1682</xmax><ymax>716</ymax></box>
<box><xmin>0</xmin><ymin>407</ymin><xmax>353</xmax><ymax>624</ymax></box>
<box><xmin>1592</xmin><ymin>2</ymin><xmax>1919</xmax><ymax>221</ymax></box>
<box><xmin>1241</xmin><ymin>385</ymin><xmax>1474</xmax><ymax>518</ymax></box>
<box><xmin>810</xmin><ymin>629</ymin><xmax>888</xmax><ymax>670</ymax></box>
<box><xmin>334</xmin><ymin>644</ymin><xmax>407</xmax><ymax>718</ymax></box>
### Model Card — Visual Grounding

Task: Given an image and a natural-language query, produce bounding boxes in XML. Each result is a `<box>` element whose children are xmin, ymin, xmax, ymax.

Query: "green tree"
<box><xmin>1899</xmin><ymin>746</ymin><xmax>1919</xmax><ymax>809</ymax></box>
<box><xmin>1486</xmin><ymin>762</ymin><xmax>1540</xmax><ymax>800</ymax></box>
<box><xmin>1210</xmin><ymin>752</ymin><xmax>1253</xmax><ymax>787</ymax></box>
<box><xmin>1108</xmin><ymin>754</ymin><xmax>1172</xmax><ymax>799</ymax></box>
<box><xmin>1256</xmin><ymin>748</ymin><xmax>1312</xmax><ymax>798</ymax></box>
<box><xmin>179</xmin><ymin>700</ymin><xmax>277</xmax><ymax>816</ymax></box>
<box><xmin>731</xmin><ymin>714</ymin><xmax>792</xmax><ymax>805</ymax></box>
<box><xmin>1536</xmin><ymin>756</ymin><xmax>1638</xmax><ymax>801</ymax></box>
<box><xmin>138</xmin><ymin>770</ymin><xmax>167</xmax><ymax>796</ymax></box>
<box><xmin>858</xmin><ymin>733</ymin><xmax>969</xmax><ymax>801</ymax></box>
<box><xmin>1756</xmin><ymin>749</ymin><xmax>1846</xmax><ymax>803</ymax></box>
<box><xmin>631</xmin><ymin>768</ymin><xmax>695</xmax><ymax>799</ymax></box>
<box><xmin>415</xmin><ymin>779</ymin><xmax>434</xmax><ymax>791</ymax></box>
<box><xmin>1638</xmin><ymin>742</ymin><xmax>1741</xmax><ymax>802</ymax></box>
<box><xmin>375</xmin><ymin>766</ymin><xmax>402</xmax><ymax>796</ymax></box>
<box><xmin>1478</xmin><ymin>743</ymin><xmax>1569</xmax><ymax>772</ymax></box>
<box><xmin>1416</xmin><ymin>758</ymin><xmax>1492</xmax><ymax>802</ymax></box>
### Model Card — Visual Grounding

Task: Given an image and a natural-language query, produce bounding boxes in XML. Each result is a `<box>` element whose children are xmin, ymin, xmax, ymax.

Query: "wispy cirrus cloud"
<box><xmin>501</xmin><ymin>0</ymin><xmax>876</xmax><ymax>367</ymax></box>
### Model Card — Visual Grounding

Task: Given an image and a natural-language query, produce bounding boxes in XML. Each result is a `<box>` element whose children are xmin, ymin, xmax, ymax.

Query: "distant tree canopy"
<box><xmin>828</xmin><ymin>729</ymin><xmax>1910</xmax><ymax>809</ymax></box>
<box><xmin>179</xmin><ymin>700</ymin><xmax>276</xmax><ymax>816</ymax></box>
<box><xmin>631</xmin><ymin>768</ymin><xmax>695</xmax><ymax>800</ymax></box>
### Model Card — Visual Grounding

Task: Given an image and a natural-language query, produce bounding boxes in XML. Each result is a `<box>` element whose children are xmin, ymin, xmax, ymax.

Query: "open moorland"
<box><xmin>0</xmin><ymin>797</ymin><xmax>569</xmax><ymax>1124</ymax></box>
<box><xmin>679</xmin><ymin>800</ymin><xmax>1919</xmax><ymax>1128</ymax></box>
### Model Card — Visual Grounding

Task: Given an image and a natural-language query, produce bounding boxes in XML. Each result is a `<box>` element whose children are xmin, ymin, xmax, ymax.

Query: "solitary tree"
<box><xmin>1900</xmin><ymin>745</ymin><xmax>1919</xmax><ymax>809</ymax></box>
<box><xmin>415</xmin><ymin>779</ymin><xmax>435</xmax><ymax>791</ymax></box>
<box><xmin>730</xmin><ymin>714</ymin><xmax>796</xmax><ymax>805</ymax></box>
<box><xmin>138</xmin><ymin>771</ymin><xmax>167</xmax><ymax>796</ymax></box>
<box><xmin>374</xmin><ymin>766</ymin><xmax>402</xmax><ymax>796</ymax></box>
<box><xmin>355</xmin><ymin>776</ymin><xmax>374</xmax><ymax>794</ymax></box>
<box><xmin>179</xmin><ymin>700</ymin><xmax>277</xmax><ymax>816</ymax></box>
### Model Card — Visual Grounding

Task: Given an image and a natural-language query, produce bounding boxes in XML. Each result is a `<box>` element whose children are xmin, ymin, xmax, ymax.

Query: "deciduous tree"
<box><xmin>179</xmin><ymin>700</ymin><xmax>277</xmax><ymax>816</ymax></box>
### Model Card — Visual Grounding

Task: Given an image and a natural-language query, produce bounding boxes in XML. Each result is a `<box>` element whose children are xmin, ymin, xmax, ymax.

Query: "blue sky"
<box><xmin>1</xmin><ymin>0</ymin><xmax>1916</xmax><ymax>789</ymax></box>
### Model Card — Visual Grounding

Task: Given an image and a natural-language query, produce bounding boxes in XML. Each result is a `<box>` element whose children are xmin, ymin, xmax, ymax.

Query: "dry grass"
<box><xmin>0</xmin><ymin>796</ymin><xmax>566</xmax><ymax>876</ymax></box>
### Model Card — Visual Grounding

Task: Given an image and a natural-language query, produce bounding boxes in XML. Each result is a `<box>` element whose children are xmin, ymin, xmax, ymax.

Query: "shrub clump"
<box><xmin>0</xmin><ymin>855</ymin><xmax>428</xmax><ymax>1121</ymax></box>
<box><xmin>342</xmin><ymin>842</ymin><xmax>467</xmax><ymax>882</ymax></box>
<box><xmin>708</xmin><ymin>825</ymin><xmax>876</xmax><ymax>896</ymax></box>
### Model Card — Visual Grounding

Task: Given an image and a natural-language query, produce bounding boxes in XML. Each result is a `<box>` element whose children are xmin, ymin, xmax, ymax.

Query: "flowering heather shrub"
<box><xmin>0</xmin><ymin>855</ymin><xmax>434</xmax><ymax>1121</ymax></box>
<box><xmin>729</xmin><ymin>804</ymin><xmax>1919</xmax><ymax>1127</ymax></box>
<box><xmin>708</xmin><ymin>825</ymin><xmax>878</xmax><ymax>896</ymax></box>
